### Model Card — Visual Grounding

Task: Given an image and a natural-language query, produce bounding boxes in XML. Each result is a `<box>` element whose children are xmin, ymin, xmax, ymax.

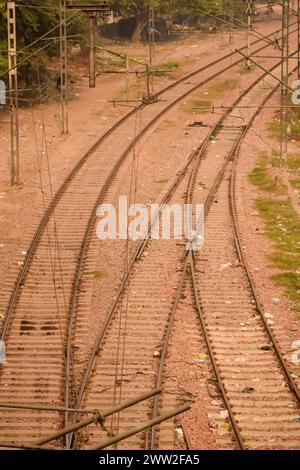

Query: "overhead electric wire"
<box><xmin>0</xmin><ymin>9</ymin><xmax>80</xmax><ymax>79</ymax></box>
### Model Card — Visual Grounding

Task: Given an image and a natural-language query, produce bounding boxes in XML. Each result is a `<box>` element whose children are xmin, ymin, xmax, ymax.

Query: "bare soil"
<box><xmin>0</xmin><ymin>9</ymin><xmax>293</xmax><ymax>450</ymax></box>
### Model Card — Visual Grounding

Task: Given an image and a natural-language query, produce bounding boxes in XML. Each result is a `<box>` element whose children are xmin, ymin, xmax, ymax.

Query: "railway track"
<box><xmin>0</xmin><ymin>23</ymin><xmax>298</xmax><ymax>449</ymax></box>
<box><xmin>70</xmin><ymin>53</ymin><xmax>300</xmax><ymax>450</ymax></box>
<box><xmin>157</xmin><ymin>68</ymin><xmax>300</xmax><ymax>449</ymax></box>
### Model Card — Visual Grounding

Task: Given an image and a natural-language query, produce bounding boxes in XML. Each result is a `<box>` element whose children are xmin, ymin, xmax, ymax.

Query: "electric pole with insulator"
<box><xmin>60</xmin><ymin>0</ymin><xmax>68</xmax><ymax>134</ymax></box>
<box><xmin>148</xmin><ymin>0</ymin><xmax>155</xmax><ymax>65</ymax></box>
<box><xmin>7</xmin><ymin>1</ymin><xmax>20</xmax><ymax>186</ymax></box>
<box><xmin>246</xmin><ymin>0</ymin><xmax>253</xmax><ymax>69</ymax></box>
<box><xmin>66</xmin><ymin>2</ymin><xmax>110</xmax><ymax>88</ymax></box>
<box><xmin>280</xmin><ymin>0</ymin><xmax>290</xmax><ymax>164</ymax></box>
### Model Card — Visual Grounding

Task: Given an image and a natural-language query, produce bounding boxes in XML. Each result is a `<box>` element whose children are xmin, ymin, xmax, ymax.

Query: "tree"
<box><xmin>113</xmin><ymin>1</ymin><xmax>169</xmax><ymax>42</ymax></box>
<box><xmin>0</xmin><ymin>1</ymin><xmax>87</xmax><ymax>78</ymax></box>
<box><xmin>113</xmin><ymin>1</ymin><xmax>226</xmax><ymax>41</ymax></box>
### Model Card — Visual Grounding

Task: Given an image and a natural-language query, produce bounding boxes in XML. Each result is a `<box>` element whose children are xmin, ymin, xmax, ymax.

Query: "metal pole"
<box><xmin>229</xmin><ymin>0</ymin><xmax>233</xmax><ymax>43</ymax></box>
<box><xmin>60</xmin><ymin>0</ymin><xmax>68</xmax><ymax>134</ymax></box>
<box><xmin>90</xmin><ymin>405</ymin><xmax>190</xmax><ymax>450</ymax></box>
<box><xmin>7</xmin><ymin>1</ymin><xmax>19</xmax><ymax>186</ymax></box>
<box><xmin>149</xmin><ymin>0</ymin><xmax>155</xmax><ymax>65</ymax></box>
<box><xmin>246</xmin><ymin>0</ymin><xmax>253</xmax><ymax>69</ymax></box>
<box><xmin>280</xmin><ymin>0</ymin><xmax>290</xmax><ymax>163</ymax></box>
<box><xmin>34</xmin><ymin>389</ymin><xmax>161</xmax><ymax>446</ymax></box>
<box><xmin>89</xmin><ymin>12</ymin><xmax>96</xmax><ymax>88</ymax></box>
<box><xmin>297</xmin><ymin>0</ymin><xmax>300</xmax><ymax>79</ymax></box>
<box><xmin>146</xmin><ymin>63</ymin><xmax>150</xmax><ymax>102</ymax></box>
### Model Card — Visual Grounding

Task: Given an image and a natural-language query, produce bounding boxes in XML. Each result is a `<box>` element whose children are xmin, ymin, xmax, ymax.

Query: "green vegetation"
<box><xmin>155</xmin><ymin>119</ymin><xmax>175</xmax><ymax>132</ymax></box>
<box><xmin>0</xmin><ymin>1</ymin><xmax>87</xmax><ymax>80</ymax></box>
<box><xmin>250</xmin><ymin>153</ymin><xmax>300</xmax><ymax>316</ymax></box>
<box><xmin>183</xmin><ymin>78</ymin><xmax>237</xmax><ymax>115</ymax></box>
<box><xmin>287</xmin><ymin>154</ymin><xmax>300</xmax><ymax>170</ymax></box>
<box><xmin>240</xmin><ymin>64</ymin><xmax>256</xmax><ymax>76</ymax></box>
<box><xmin>270</xmin><ymin>121</ymin><xmax>300</xmax><ymax>141</ymax></box>
<box><xmin>291</xmin><ymin>179</ymin><xmax>300</xmax><ymax>189</ymax></box>
<box><xmin>151</xmin><ymin>59</ymin><xmax>182</xmax><ymax>78</ymax></box>
<box><xmin>249</xmin><ymin>155</ymin><xmax>286</xmax><ymax>194</ymax></box>
<box><xmin>271</xmin><ymin>272</ymin><xmax>300</xmax><ymax>302</ymax></box>
<box><xmin>85</xmin><ymin>271</ymin><xmax>107</xmax><ymax>280</ymax></box>
<box><xmin>155</xmin><ymin>178</ymin><xmax>169</xmax><ymax>184</ymax></box>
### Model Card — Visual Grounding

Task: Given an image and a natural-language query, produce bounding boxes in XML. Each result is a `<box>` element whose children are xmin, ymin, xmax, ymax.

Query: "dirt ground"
<box><xmin>1</xmin><ymin>8</ymin><xmax>298</xmax><ymax>449</ymax></box>
<box><xmin>236</xmin><ymin>83</ymin><xmax>300</xmax><ymax>383</ymax></box>
<box><xmin>0</xmin><ymin>13</ymin><xmax>283</xmax><ymax>287</ymax></box>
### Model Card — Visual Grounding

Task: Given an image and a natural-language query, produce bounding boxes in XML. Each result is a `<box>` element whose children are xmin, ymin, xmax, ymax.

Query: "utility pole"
<box><xmin>280</xmin><ymin>0</ymin><xmax>290</xmax><ymax>163</ymax></box>
<box><xmin>88</xmin><ymin>11</ymin><xmax>97</xmax><ymax>88</ymax></box>
<box><xmin>246</xmin><ymin>0</ymin><xmax>253</xmax><ymax>69</ymax></box>
<box><xmin>60</xmin><ymin>0</ymin><xmax>68</xmax><ymax>133</ymax></box>
<box><xmin>229</xmin><ymin>0</ymin><xmax>234</xmax><ymax>43</ymax></box>
<box><xmin>66</xmin><ymin>3</ymin><xmax>110</xmax><ymax>88</ymax></box>
<box><xmin>146</xmin><ymin>64</ymin><xmax>151</xmax><ymax>102</ymax></box>
<box><xmin>267</xmin><ymin>0</ymin><xmax>273</xmax><ymax>15</ymax></box>
<box><xmin>7</xmin><ymin>1</ymin><xmax>19</xmax><ymax>186</ymax></box>
<box><xmin>298</xmin><ymin>0</ymin><xmax>300</xmax><ymax>78</ymax></box>
<box><xmin>148</xmin><ymin>0</ymin><xmax>155</xmax><ymax>66</ymax></box>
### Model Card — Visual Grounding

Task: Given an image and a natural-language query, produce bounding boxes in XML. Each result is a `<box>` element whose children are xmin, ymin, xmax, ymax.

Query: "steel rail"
<box><xmin>1</xmin><ymin>20</ymin><xmax>292</xmax><ymax>342</ymax></box>
<box><xmin>149</xmin><ymin>56</ymin><xmax>300</xmax><ymax>451</ymax></box>
<box><xmin>0</xmin><ymin>22</ymin><xmax>296</xmax><ymax>449</ymax></box>
<box><xmin>73</xmin><ymin>49</ymin><xmax>299</xmax><ymax>450</ymax></box>
<box><xmin>2</xmin><ymin>18</ymin><xmax>287</xmax><ymax>346</ymax></box>
<box><xmin>149</xmin><ymin>131</ymin><xmax>248</xmax><ymax>450</ymax></box>
<box><xmin>229</xmin><ymin>82</ymin><xmax>300</xmax><ymax>404</ymax></box>
<box><xmin>63</xmin><ymin>23</ymin><xmax>297</xmax><ymax>440</ymax></box>
<box><xmin>188</xmin><ymin>61</ymin><xmax>300</xmax><ymax>449</ymax></box>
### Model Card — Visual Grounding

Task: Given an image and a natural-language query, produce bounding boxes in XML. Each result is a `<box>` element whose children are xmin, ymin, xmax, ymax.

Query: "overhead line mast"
<box><xmin>246</xmin><ymin>0</ymin><xmax>253</xmax><ymax>69</ymax></box>
<box><xmin>66</xmin><ymin>2</ymin><xmax>110</xmax><ymax>88</ymax></box>
<box><xmin>7</xmin><ymin>1</ymin><xmax>20</xmax><ymax>186</ymax></box>
<box><xmin>60</xmin><ymin>0</ymin><xmax>68</xmax><ymax>134</ymax></box>
<box><xmin>280</xmin><ymin>0</ymin><xmax>290</xmax><ymax>163</ymax></box>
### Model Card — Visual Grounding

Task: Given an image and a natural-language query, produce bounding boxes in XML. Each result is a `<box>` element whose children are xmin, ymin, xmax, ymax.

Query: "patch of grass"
<box><xmin>155</xmin><ymin>178</ymin><xmax>169</xmax><ymax>184</ymax></box>
<box><xmin>255</xmin><ymin>199</ymin><xmax>300</xmax><ymax>254</ymax></box>
<box><xmin>250</xmin><ymin>151</ymin><xmax>300</xmax><ymax>314</ymax></box>
<box><xmin>287</xmin><ymin>154</ymin><xmax>300</xmax><ymax>170</ymax></box>
<box><xmin>270</xmin><ymin>251</ymin><xmax>300</xmax><ymax>270</ymax></box>
<box><xmin>267</xmin><ymin>121</ymin><xmax>281</xmax><ymax>140</ymax></box>
<box><xmin>271</xmin><ymin>273</ymin><xmax>300</xmax><ymax>303</ymax></box>
<box><xmin>85</xmin><ymin>271</ymin><xmax>107</xmax><ymax>280</ymax></box>
<box><xmin>209</xmin><ymin>79</ymin><xmax>238</xmax><ymax>97</ymax></box>
<box><xmin>182</xmin><ymin>79</ymin><xmax>238</xmax><ymax>116</ymax></box>
<box><xmin>151</xmin><ymin>59</ymin><xmax>182</xmax><ymax>78</ymax></box>
<box><xmin>155</xmin><ymin>119</ymin><xmax>175</xmax><ymax>132</ymax></box>
<box><xmin>290</xmin><ymin>178</ymin><xmax>300</xmax><ymax>188</ymax></box>
<box><xmin>240</xmin><ymin>64</ymin><xmax>256</xmax><ymax>75</ymax></box>
<box><xmin>254</xmin><ymin>197</ymin><xmax>300</xmax><ymax>315</ymax></box>
<box><xmin>268</xmin><ymin>120</ymin><xmax>300</xmax><ymax>142</ymax></box>
<box><xmin>271</xmin><ymin>153</ymin><xmax>300</xmax><ymax>172</ymax></box>
<box><xmin>249</xmin><ymin>155</ymin><xmax>286</xmax><ymax>194</ymax></box>
<box><xmin>184</xmin><ymin>98</ymin><xmax>211</xmax><ymax>115</ymax></box>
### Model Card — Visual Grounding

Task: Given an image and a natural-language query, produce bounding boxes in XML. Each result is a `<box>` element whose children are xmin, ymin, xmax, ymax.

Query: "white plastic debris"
<box><xmin>264</xmin><ymin>312</ymin><xmax>274</xmax><ymax>319</ymax></box>
<box><xmin>0</xmin><ymin>341</ymin><xmax>6</xmax><ymax>365</ymax></box>
<box><xmin>175</xmin><ymin>427</ymin><xmax>184</xmax><ymax>438</ymax></box>
<box><xmin>220</xmin><ymin>410</ymin><xmax>229</xmax><ymax>420</ymax></box>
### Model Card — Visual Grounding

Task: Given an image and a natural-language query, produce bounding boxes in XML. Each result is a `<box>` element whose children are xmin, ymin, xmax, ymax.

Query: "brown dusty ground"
<box><xmin>236</xmin><ymin>82</ymin><xmax>300</xmax><ymax>382</ymax></box>
<box><xmin>0</xmin><ymin>14</ymin><xmax>283</xmax><ymax>290</ymax></box>
<box><xmin>1</xmin><ymin>9</ymin><xmax>294</xmax><ymax>449</ymax></box>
